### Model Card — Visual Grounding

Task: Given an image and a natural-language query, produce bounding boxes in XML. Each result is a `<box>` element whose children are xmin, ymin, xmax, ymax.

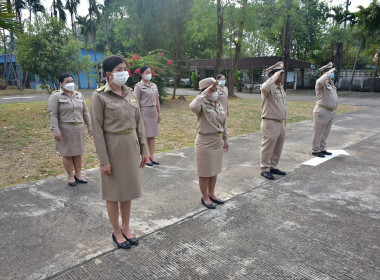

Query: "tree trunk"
<box><xmin>227</xmin><ymin>0</ymin><xmax>247</xmax><ymax>98</ymax></box>
<box><xmin>2</xmin><ymin>29</ymin><xmax>7</xmax><ymax>80</ymax></box>
<box><xmin>89</xmin><ymin>13</ymin><xmax>99</xmax><ymax>88</ymax></box>
<box><xmin>172</xmin><ymin>75</ymin><xmax>178</xmax><ymax>99</ymax></box>
<box><xmin>214</xmin><ymin>0</ymin><xmax>223</xmax><ymax>75</ymax></box>
<box><xmin>332</xmin><ymin>42</ymin><xmax>343</xmax><ymax>87</ymax></box>
<box><xmin>77</xmin><ymin>70</ymin><xmax>81</xmax><ymax>89</ymax></box>
<box><xmin>71</xmin><ymin>12</ymin><xmax>76</xmax><ymax>38</ymax></box>
<box><xmin>282</xmin><ymin>14</ymin><xmax>291</xmax><ymax>89</ymax></box>
<box><xmin>105</xmin><ymin>20</ymin><xmax>111</xmax><ymax>52</ymax></box>
<box><xmin>84</xmin><ymin>36</ymin><xmax>90</xmax><ymax>89</ymax></box>
<box><xmin>9</xmin><ymin>31</ymin><xmax>21</xmax><ymax>90</ymax></box>
<box><xmin>349</xmin><ymin>37</ymin><xmax>363</xmax><ymax>91</ymax></box>
<box><xmin>370</xmin><ymin>52</ymin><xmax>379</xmax><ymax>93</ymax></box>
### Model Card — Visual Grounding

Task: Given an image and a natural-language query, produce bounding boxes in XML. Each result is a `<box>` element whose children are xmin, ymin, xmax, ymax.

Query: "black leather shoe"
<box><xmin>201</xmin><ymin>198</ymin><xmax>216</xmax><ymax>209</ymax></box>
<box><xmin>112</xmin><ymin>233</ymin><xmax>131</xmax><ymax>249</ymax></box>
<box><xmin>209</xmin><ymin>196</ymin><xmax>225</xmax><ymax>205</ymax></box>
<box><xmin>270</xmin><ymin>169</ymin><xmax>286</xmax><ymax>176</ymax></box>
<box><xmin>312</xmin><ymin>152</ymin><xmax>325</xmax><ymax>158</ymax></box>
<box><xmin>149</xmin><ymin>157</ymin><xmax>159</xmax><ymax>165</ymax></box>
<box><xmin>261</xmin><ymin>171</ymin><xmax>275</xmax><ymax>180</ymax></box>
<box><xmin>146</xmin><ymin>162</ymin><xmax>153</xmax><ymax>166</ymax></box>
<box><xmin>122</xmin><ymin>232</ymin><xmax>139</xmax><ymax>246</ymax></box>
<box><xmin>74</xmin><ymin>175</ymin><xmax>87</xmax><ymax>184</ymax></box>
<box><xmin>68</xmin><ymin>181</ymin><xmax>76</xmax><ymax>186</ymax></box>
<box><xmin>321</xmin><ymin>150</ymin><xmax>332</xmax><ymax>155</ymax></box>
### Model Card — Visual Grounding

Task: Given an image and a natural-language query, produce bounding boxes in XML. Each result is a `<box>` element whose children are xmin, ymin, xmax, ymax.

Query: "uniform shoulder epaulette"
<box><xmin>127</xmin><ymin>87</ymin><xmax>133</xmax><ymax>91</ymax></box>
<box><xmin>51</xmin><ymin>90</ymin><xmax>59</xmax><ymax>94</ymax></box>
<box><xmin>96</xmin><ymin>86</ymin><xmax>106</xmax><ymax>92</ymax></box>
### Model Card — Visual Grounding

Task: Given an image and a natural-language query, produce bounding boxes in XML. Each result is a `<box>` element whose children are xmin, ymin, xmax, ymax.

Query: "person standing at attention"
<box><xmin>260</xmin><ymin>62</ymin><xmax>287</xmax><ymax>180</ymax></box>
<box><xmin>48</xmin><ymin>73</ymin><xmax>92</xmax><ymax>186</ymax></box>
<box><xmin>90</xmin><ymin>55</ymin><xmax>148</xmax><ymax>249</ymax></box>
<box><xmin>134</xmin><ymin>66</ymin><xmax>162</xmax><ymax>166</ymax></box>
<box><xmin>216</xmin><ymin>74</ymin><xmax>229</xmax><ymax>117</ymax></box>
<box><xmin>311</xmin><ymin>62</ymin><xmax>338</xmax><ymax>158</ymax></box>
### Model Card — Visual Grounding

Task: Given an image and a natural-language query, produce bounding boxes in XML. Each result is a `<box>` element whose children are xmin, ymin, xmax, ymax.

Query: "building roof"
<box><xmin>189</xmin><ymin>56</ymin><xmax>311</xmax><ymax>70</ymax></box>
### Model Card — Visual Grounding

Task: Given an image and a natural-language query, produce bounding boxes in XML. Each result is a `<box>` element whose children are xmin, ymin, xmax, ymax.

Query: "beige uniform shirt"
<box><xmin>134</xmin><ymin>81</ymin><xmax>159</xmax><ymax>107</ymax></box>
<box><xmin>189</xmin><ymin>94</ymin><xmax>228</xmax><ymax>144</ymax></box>
<box><xmin>217</xmin><ymin>85</ymin><xmax>228</xmax><ymax>113</ymax></box>
<box><xmin>90</xmin><ymin>83</ymin><xmax>147</xmax><ymax>165</ymax></box>
<box><xmin>315</xmin><ymin>73</ymin><xmax>338</xmax><ymax>110</ymax></box>
<box><xmin>261</xmin><ymin>74</ymin><xmax>287</xmax><ymax>121</ymax></box>
<box><xmin>48</xmin><ymin>89</ymin><xmax>92</xmax><ymax>134</ymax></box>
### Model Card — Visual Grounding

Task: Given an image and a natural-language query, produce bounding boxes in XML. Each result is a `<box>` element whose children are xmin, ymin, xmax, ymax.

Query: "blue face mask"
<box><xmin>220</xmin><ymin>80</ymin><xmax>226</xmax><ymax>86</ymax></box>
<box><xmin>329</xmin><ymin>73</ymin><xmax>334</xmax><ymax>79</ymax></box>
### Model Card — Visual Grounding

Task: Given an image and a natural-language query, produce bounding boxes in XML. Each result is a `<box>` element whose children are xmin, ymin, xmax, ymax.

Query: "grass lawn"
<box><xmin>0</xmin><ymin>86</ymin><xmax>47</xmax><ymax>96</ymax></box>
<box><xmin>0</xmin><ymin>95</ymin><xmax>363</xmax><ymax>188</ymax></box>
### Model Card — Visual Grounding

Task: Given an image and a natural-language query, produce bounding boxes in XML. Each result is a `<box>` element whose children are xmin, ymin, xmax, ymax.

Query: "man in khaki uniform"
<box><xmin>260</xmin><ymin>61</ymin><xmax>287</xmax><ymax>180</ymax></box>
<box><xmin>312</xmin><ymin>62</ymin><xmax>338</xmax><ymax>157</ymax></box>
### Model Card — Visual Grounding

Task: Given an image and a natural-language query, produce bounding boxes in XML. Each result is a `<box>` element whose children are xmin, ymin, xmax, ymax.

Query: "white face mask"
<box><xmin>209</xmin><ymin>91</ymin><xmax>218</xmax><ymax>101</ymax></box>
<box><xmin>112</xmin><ymin>71</ymin><xmax>129</xmax><ymax>86</ymax></box>
<box><xmin>64</xmin><ymin>82</ymin><xmax>75</xmax><ymax>92</ymax></box>
<box><xmin>144</xmin><ymin>74</ymin><xmax>152</xmax><ymax>81</ymax></box>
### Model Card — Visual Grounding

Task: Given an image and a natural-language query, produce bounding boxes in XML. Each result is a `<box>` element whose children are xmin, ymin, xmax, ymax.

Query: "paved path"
<box><xmin>0</xmin><ymin>97</ymin><xmax>379</xmax><ymax>279</ymax></box>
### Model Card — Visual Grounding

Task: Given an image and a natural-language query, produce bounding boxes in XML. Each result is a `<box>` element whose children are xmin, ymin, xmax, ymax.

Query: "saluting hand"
<box><xmin>224</xmin><ymin>143</ymin><xmax>229</xmax><ymax>152</ymax></box>
<box><xmin>101</xmin><ymin>164</ymin><xmax>111</xmax><ymax>175</ymax></box>
<box><xmin>140</xmin><ymin>154</ymin><xmax>149</xmax><ymax>168</ymax></box>
<box><xmin>54</xmin><ymin>133</ymin><xmax>62</xmax><ymax>142</ymax></box>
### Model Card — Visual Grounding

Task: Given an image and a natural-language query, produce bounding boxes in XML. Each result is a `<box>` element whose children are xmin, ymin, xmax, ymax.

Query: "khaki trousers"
<box><xmin>312</xmin><ymin>105</ymin><xmax>334</xmax><ymax>152</ymax></box>
<box><xmin>260</xmin><ymin>119</ymin><xmax>286</xmax><ymax>172</ymax></box>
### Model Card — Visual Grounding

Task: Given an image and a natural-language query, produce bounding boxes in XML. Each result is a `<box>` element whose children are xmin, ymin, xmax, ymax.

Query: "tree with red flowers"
<box><xmin>125</xmin><ymin>50</ymin><xmax>175</xmax><ymax>102</ymax></box>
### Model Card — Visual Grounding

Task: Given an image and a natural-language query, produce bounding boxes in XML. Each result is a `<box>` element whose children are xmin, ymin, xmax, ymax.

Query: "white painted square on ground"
<box><xmin>302</xmin><ymin>150</ymin><xmax>350</xmax><ymax>166</ymax></box>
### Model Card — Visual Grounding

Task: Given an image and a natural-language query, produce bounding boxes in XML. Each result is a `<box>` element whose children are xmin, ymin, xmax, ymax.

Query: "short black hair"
<box><xmin>140</xmin><ymin>65</ymin><xmax>150</xmax><ymax>74</ymax></box>
<box><xmin>58</xmin><ymin>73</ymin><xmax>73</xmax><ymax>83</ymax></box>
<box><xmin>102</xmin><ymin>55</ymin><xmax>127</xmax><ymax>74</ymax></box>
<box><xmin>216</xmin><ymin>74</ymin><xmax>225</xmax><ymax>80</ymax></box>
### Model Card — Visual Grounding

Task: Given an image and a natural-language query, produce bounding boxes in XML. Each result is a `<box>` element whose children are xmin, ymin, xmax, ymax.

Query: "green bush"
<box><xmin>191</xmin><ymin>72</ymin><xmax>199</xmax><ymax>89</ymax></box>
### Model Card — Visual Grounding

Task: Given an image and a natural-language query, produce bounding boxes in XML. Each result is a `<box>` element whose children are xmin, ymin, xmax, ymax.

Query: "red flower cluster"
<box><xmin>152</xmin><ymin>69</ymin><xmax>157</xmax><ymax>76</ymax></box>
<box><xmin>167</xmin><ymin>59</ymin><xmax>172</xmax><ymax>66</ymax></box>
<box><xmin>159</xmin><ymin>52</ymin><xmax>165</xmax><ymax>56</ymax></box>
<box><xmin>126</xmin><ymin>60</ymin><xmax>131</xmax><ymax>67</ymax></box>
<box><xmin>132</xmin><ymin>53</ymin><xmax>140</xmax><ymax>61</ymax></box>
<box><xmin>134</xmin><ymin>68</ymin><xmax>140</xmax><ymax>74</ymax></box>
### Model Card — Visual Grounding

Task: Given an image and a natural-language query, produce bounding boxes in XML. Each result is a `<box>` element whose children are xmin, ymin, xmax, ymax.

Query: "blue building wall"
<box><xmin>0</xmin><ymin>49</ymin><xmax>107</xmax><ymax>90</ymax></box>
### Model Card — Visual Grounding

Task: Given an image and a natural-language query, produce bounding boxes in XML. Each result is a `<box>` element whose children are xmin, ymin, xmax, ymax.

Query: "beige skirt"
<box><xmin>101</xmin><ymin>130</ymin><xmax>142</xmax><ymax>202</ymax></box>
<box><xmin>56</xmin><ymin>122</ymin><xmax>84</xmax><ymax>156</ymax></box>
<box><xmin>140</xmin><ymin>106</ymin><xmax>159</xmax><ymax>138</ymax></box>
<box><xmin>195</xmin><ymin>134</ymin><xmax>224</xmax><ymax>177</ymax></box>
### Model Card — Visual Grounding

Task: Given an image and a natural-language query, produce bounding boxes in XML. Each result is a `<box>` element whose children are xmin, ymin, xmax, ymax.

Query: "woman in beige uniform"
<box><xmin>190</xmin><ymin>77</ymin><xmax>229</xmax><ymax>209</ymax></box>
<box><xmin>216</xmin><ymin>74</ymin><xmax>229</xmax><ymax>116</ymax></box>
<box><xmin>90</xmin><ymin>55</ymin><xmax>148</xmax><ymax>249</ymax></box>
<box><xmin>48</xmin><ymin>73</ymin><xmax>92</xmax><ymax>186</ymax></box>
<box><xmin>134</xmin><ymin>66</ymin><xmax>162</xmax><ymax>166</ymax></box>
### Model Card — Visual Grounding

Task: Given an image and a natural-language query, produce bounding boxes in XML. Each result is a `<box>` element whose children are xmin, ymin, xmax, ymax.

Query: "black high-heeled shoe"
<box><xmin>112</xmin><ymin>233</ymin><xmax>131</xmax><ymax>249</ymax></box>
<box><xmin>74</xmin><ymin>175</ymin><xmax>87</xmax><ymax>184</ymax></box>
<box><xmin>209</xmin><ymin>196</ymin><xmax>225</xmax><ymax>205</ymax></box>
<box><xmin>149</xmin><ymin>157</ymin><xmax>159</xmax><ymax>165</ymax></box>
<box><xmin>121</xmin><ymin>231</ymin><xmax>139</xmax><ymax>246</ymax></box>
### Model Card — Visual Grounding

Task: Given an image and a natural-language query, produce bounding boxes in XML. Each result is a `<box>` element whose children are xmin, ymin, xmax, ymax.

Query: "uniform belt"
<box><xmin>199</xmin><ymin>132</ymin><xmax>222</xmax><ymax>137</ymax></box>
<box><xmin>68</xmin><ymin>122</ymin><xmax>81</xmax><ymax>125</ymax></box>
<box><xmin>262</xmin><ymin>117</ymin><xmax>285</xmax><ymax>123</ymax></box>
<box><xmin>317</xmin><ymin>104</ymin><xmax>335</xmax><ymax>112</ymax></box>
<box><xmin>106</xmin><ymin>128</ymin><xmax>135</xmax><ymax>134</ymax></box>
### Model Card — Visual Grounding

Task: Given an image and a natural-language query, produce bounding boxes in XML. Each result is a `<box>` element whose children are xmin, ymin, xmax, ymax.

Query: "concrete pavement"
<box><xmin>0</xmin><ymin>96</ymin><xmax>380</xmax><ymax>279</ymax></box>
